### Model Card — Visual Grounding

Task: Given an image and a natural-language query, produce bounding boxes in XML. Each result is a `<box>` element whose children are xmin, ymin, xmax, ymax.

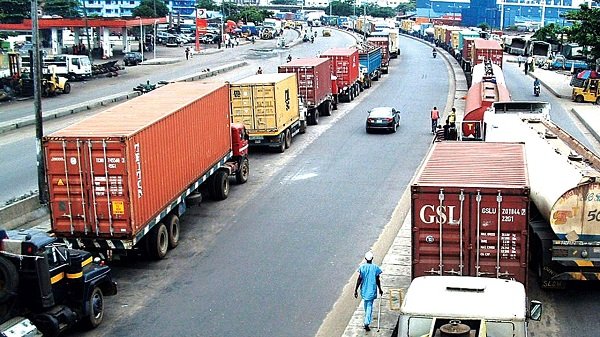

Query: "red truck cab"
<box><xmin>231</xmin><ymin>123</ymin><xmax>249</xmax><ymax>158</ymax></box>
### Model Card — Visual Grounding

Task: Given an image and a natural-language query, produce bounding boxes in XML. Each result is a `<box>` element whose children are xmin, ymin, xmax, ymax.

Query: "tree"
<box><xmin>196</xmin><ymin>0</ymin><xmax>218</xmax><ymax>11</ymax></box>
<box><xmin>477</xmin><ymin>22</ymin><xmax>490</xmax><ymax>31</ymax></box>
<box><xmin>229</xmin><ymin>7</ymin><xmax>270</xmax><ymax>24</ymax></box>
<box><xmin>565</xmin><ymin>4</ymin><xmax>600</xmax><ymax>63</ymax></box>
<box><xmin>395</xmin><ymin>0</ymin><xmax>415</xmax><ymax>14</ymax></box>
<box><xmin>0</xmin><ymin>0</ymin><xmax>29</xmax><ymax>23</ymax></box>
<box><xmin>532</xmin><ymin>23</ymin><xmax>565</xmax><ymax>45</ymax></box>
<box><xmin>131</xmin><ymin>0</ymin><xmax>169</xmax><ymax>17</ymax></box>
<box><xmin>270</xmin><ymin>0</ymin><xmax>296</xmax><ymax>4</ymax></box>
<box><xmin>43</xmin><ymin>0</ymin><xmax>81</xmax><ymax>18</ymax></box>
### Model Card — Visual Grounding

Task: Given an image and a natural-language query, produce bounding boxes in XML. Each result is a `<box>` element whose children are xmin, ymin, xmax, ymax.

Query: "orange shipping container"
<box><xmin>44</xmin><ymin>82</ymin><xmax>233</xmax><ymax>248</ymax></box>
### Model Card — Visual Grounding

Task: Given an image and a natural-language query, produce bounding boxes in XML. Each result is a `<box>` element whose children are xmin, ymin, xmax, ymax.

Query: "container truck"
<box><xmin>527</xmin><ymin>40</ymin><xmax>551</xmax><ymax>65</ymax></box>
<box><xmin>411</xmin><ymin>142</ymin><xmax>530</xmax><ymax>287</ymax></box>
<box><xmin>278</xmin><ymin>58</ymin><xmax>333</xmax><ymax>126</ymax></box>
<box><xmin>456</xmin><ymin>30</ymin><xmax>479</xmax><ymax>59</ymax></box>
<box><xmin>484</xmin><ymin>101</ymin><xmax>600</xmax><ymax>289</ymax></box>
<box><xmin>320</xmin><ymin>48</ymin><xmax>361</xmax><ymax>104</ymax></box>
<box><xmin>230</xmin><ymin>73</ymin><xmax>303</xmax><ymax>153</ymax></box>
<box><xmin>461</xmin><ymin>37</ymin><xmax>478</xmax><ymax>72</ymax></box>
<box><xmin>471</xmin><ymin>39</ymin><xmax>503</xmax><ymax>68</ymax></box>
<box><xmin>396</xmin><ymin>276</ymin><xmax>542</xmax><ymax>337</ymax></box>
<box><xmin>44</xmin><ymin>82</ymin><xmax>250</xmax><ymax>260</ymax></box>
<box><xmin>358</xmin><ymin>45</ymin><xmax>382</xmax><ymax>89</ymax></box>
<box><xmin>508</xmin><ymin>36</ymin><xmax>529</xmax><ymax>55</ymax></box>
<box><xmin>366</xmin><ymin>37</ymin><xmax>390</xmax><ymax>74</ymax></box>
<box><xmin>371</xmin><ymin>30</ymin><xmax>399</xmax><ymax>59</ymax></box>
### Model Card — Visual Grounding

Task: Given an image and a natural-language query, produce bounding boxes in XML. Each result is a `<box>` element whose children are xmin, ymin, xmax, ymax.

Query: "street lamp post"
<box><xmin>137</xmin><ymin>17</ymin><xmax>144</xmax><ymax>62</ymax></box>
<box><xmin>154</xmin><ymin>19</ymin><xmax>158</xmax><ymax>59</ymax></box>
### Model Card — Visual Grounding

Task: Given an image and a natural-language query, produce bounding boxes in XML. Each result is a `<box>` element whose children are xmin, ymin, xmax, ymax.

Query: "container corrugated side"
<box><xmin>230</xmin><ymin>74</ymin><xmax>299</xmax><ymax>137</ymax></box>
<box><xmin>278</xmin><ymin>58</ymin><xmax>332</xmax><ymax>109</ymax></box>
<box><xmin>411</xmin><ymin>142</ymin><xmax>530</xmax><ymax>286</ymax></box>
<box><xmin>45</xmin><ymin>82</ymin><xmax>232</xmax><ymax>240</ymax></box>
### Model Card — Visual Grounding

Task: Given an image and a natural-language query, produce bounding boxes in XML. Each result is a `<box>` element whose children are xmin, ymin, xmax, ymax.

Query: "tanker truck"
<box><xmin>484</xmin><ymin>101</ymin><xmax>600</xmax><ymax>289</ymax></box>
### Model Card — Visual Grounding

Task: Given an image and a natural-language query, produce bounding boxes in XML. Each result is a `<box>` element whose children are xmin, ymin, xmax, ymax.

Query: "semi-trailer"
<box><xmin>366</xmin><ymin>37</ymin><xmax>390</xmax><ymax>74</ymax></box>
<box><xmin>230</xmin><ymin>73</ymin><xmax>303</xmax><ymax>153</ymax></box>
<box><xmin>371</xmin><ymin>30</ymin><xmax>400</xmax><ymax>59</ymax></box>
<box><xmin>278</xmin><ymin>57</ymin><xmax>333</xmax><ymax>126</ymax></box>
<box><xmin>358</xmin><ymin>44</ymin><xmax>382</xmax><ymax>89</ymax></box>
<box><xmin>484</xmin><ymin>101</ymin><xmax>600</xmax><ymax>289</ymax></box>
<box><xmin>320</xmin><ymin>48</ymin><xmax>361</xmax><ymax>104</ymax></box>
<box><xmin>44</xmin><ymin>81</ymin><xmax>250</xmax><ymax>260</ymax></box>
<box><xmin>471</xmin><ymin>39</ymin><xmax>503</xmax><ymax>68</ymax></box>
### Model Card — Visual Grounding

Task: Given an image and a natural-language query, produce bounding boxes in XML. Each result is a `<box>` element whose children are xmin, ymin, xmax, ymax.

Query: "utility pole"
<box><xmin>31</xmin><ymin>0</ymin><xmax>47</xmax><ymax>204</ymax></box>
<box><xmin>82</xmin><ymin>0</ymin><xmax>93</xmax><ymax>61</ymax></box>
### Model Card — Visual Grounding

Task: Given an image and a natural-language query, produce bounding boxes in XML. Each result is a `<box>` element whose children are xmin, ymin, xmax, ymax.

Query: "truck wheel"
<box><xmin>277</xmin><ymin>133</ymin><xmax>286</xmax><ymax>153</ymax></box>
<box><xmin>166</xmin><ymin>215</ymin><xmax>180</xmax><ymax>249</ymax></box>
<box><xmin>354</xmin><ymin>84</ymin><xmax>360</xmax><ymax>96</ymax></box>
<box><xmin>63</xmin><ymin>82</ymin><xmax>71</xmax><ymax>94</ymax></box>
<box><xmin>85</xmin><ymin>286</ymin><xmax>104</xmax><ymax>329</ymax></box>
<box><xmin>148</xmin><ymin>222</ymin><xmax>169</xmax><ymax>259</ymax></box>
<box><xmin>596</xmin><ymin>97</ymin><xmax>599</xmax><ymax>105</ymax></box>
<box><xmin>319</xmin><ymin>101</ymin><xmax>331</xmax><ymax>117</ymax></box>
<box><xmin>236</xmin><ymin>157</ymin><xmax>249</xmax><ymax>184</ymax></box>
<box><xmin>212</xmin><ymin>170</ymin><xmax>230</xmax><ymax>200</ymax></box>
<box><xmin>0</xmin><ymin>256</ymin><xmax>18</xmax><ymax>304</ymax></box>
<box><xmin>575</xmin><ymin>95</ymin><xmax>584</xmax><ymax>103</ymax></box>
<box><xmin>284</xmin><ymin>129</ymin><xmax>292</xmax><ymax>149</ymax></box>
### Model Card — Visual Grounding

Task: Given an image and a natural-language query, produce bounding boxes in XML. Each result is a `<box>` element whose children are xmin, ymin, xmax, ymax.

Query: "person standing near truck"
<box><xmin>354</xmin><ymin>251</ymin><xmax>383</xmax><ymax>332</ymax></box>
<box><xmin>430</xmin><ymin>107</ymin><xmax>440</xmax><ymax>134</ymax></box>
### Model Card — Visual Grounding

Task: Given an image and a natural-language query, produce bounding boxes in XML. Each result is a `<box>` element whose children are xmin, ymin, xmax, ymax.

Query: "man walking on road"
<box><xmin>185</xmin><ymin>47</ymin><xmax>190</xmax><ymax>60</ymax></box>
<box><xmin>354</xmin><ymin>251</ymin><xmax>383</xmax><ymax>332</ymax></box>
<box><xmin>430</xmin><ymin>107</ymin><xmax>440</xmax><ymax>134</ymax></box>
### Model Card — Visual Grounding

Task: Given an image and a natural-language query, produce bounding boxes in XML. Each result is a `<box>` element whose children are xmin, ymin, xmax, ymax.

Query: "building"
<box><xmin>416</xmin><ymin>0</ymin><xmax>596</xmax><ymax>29</ymax></box>
<box><xmin>80</xmin><ymin>0</ymin><xmax>197</xmax><ymax>17</ymax></box>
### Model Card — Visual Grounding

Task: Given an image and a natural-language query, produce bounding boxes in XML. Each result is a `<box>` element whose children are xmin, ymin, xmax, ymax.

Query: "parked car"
<box><xmin>123</xmin><ymin>52</ymin><xmax>144</xmax><ymax>66</ymax></box>
<box><xmin>365</xmin><ymin>107</ymin><xmax>400</xmax><ymax>133</ymax></box>
<box><xmin>200</xmin><ymin>33</ymin><xmax>221</xmax><ymax>44</ymax></box>
<box><xmin>323</xmin><ymin>29</ymin><xmax>331</xmax><ymax>37</ymax></box>
<box><xmin>156</xmin><ymin>31</ymin><xmax>175</xmax><ymax>45</ymax></box>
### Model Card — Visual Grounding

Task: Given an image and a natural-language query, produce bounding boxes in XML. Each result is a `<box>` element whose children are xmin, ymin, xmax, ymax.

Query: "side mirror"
<box><xmin>529</xmin><ymin>300</ymin><xmax>542</xmax><ymax>321</ymax></box>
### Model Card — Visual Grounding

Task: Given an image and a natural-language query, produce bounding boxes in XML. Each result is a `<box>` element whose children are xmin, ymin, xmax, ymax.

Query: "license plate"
<box><xmin>249</xmin><ymin>136</ymin><xmax>264</xmax><ymax>140</ymax></box>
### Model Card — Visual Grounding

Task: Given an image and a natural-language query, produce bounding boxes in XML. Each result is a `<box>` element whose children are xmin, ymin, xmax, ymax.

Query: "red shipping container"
<box><xmin>367</xmin><ymin>37</ymin><xmax>390</xmax><ymax>67</ymax></box>
<box><xmin>462</xmin><ymin>37</ymin><xmax>477</xmax><ymax>62</ymax></box>
<box><xmin>320</xmin><ymin>48</ymin><xmax>359</xmax><ymax>94</ymax></box>
<box><xmin>278</xmin><ymin>58</ymin><xmax>332</xmax><ymax>109</ymax></box>
<box><xmin>44</xmin><ymin>82</ymin><xmax>232</xmax><ymax>245</ymax></box>
<box><xmin>471</xmin><ymin>39</ymin><xmax>504</xmax><ymax>68</ymax></box>
<box><xmin>411</xmin><ymin>142</ymin><xmax>530</xmax><ymax>287</ymax></box>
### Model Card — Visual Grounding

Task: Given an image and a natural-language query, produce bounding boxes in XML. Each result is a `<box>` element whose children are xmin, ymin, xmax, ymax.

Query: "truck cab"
<box><xmin>396</xmin><ymin>276</ymin><xmax>541</xmax><ymax>337</ymax></box>
<box><xmin>572</xmin><ymin>78</ymin><xmax>600</xmax><ymax>104</ymax></box>
<box><xmin>0</xmin><ymin>229</ymin><xmax>117</xmax><ymax>336</ymax></box>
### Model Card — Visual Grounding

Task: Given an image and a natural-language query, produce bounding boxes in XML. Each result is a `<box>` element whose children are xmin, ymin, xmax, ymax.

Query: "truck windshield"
<box><xmin>406</xmin><ymin>317</ymin><xmax>516</xmax><ymax>336</ymax></box>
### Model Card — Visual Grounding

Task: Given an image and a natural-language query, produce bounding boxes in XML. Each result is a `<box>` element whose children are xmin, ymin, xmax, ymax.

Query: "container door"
<box><xmin>252</xmin><ymin>84</ymin><xmax>277</xmax><ymax>130</ymax></box>
<box><xmin>46</xmin><ymin>139</ymin><xmax>91</xmax><ymax>235</ymax></box>
<box><xmin>469</xmin><ymin>191</ymin><xmax>528</xmax><ymax>284</ymax></box>
<box><xmin>230</xmin><ymin>86</ymin><xmax>255</xmax><ymax>129</ymax></box>
<box><xmin>46</xmin><ymin>139</ymin><xmax>129</xmax><ymax>237</ymax></box>
<box><xmin>412</xmin><ymin>189</ymin><xmax>471</xmax><ymax>278</ymax></box>
<box><xmin>297</xmin><ymin>68</ymin><xmax>316</xmax><ymax>106</ymax></box>
<box><xmin>333</xmin><ymin>56</ymin><xmax>349</xmax><ymax>86</ymax></box>
<box><xmin>85</xmin><ymin>140</ymin><xmax>130</xmax><ymax>236</ymax></box>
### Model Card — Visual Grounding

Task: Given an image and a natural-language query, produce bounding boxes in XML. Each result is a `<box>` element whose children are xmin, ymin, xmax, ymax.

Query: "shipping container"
<box><xmin>461</xmin><ymin>37</ymin><xmax>478</xmax><ymax>71</ymax></box>
<box><xmin>320</xmin><ymin>48</ymin><xmax>361</xmax><ymax>103</ymax></box>
<box><xmin>44</xmin><ymin>82</ymin><xmax>250</xmax><ymax>258</ymax></box>
<box><xmin>230</xmin><ymin>73</ymin><xmax>302</xmax><ymax>152</ymax></box>
<box><xmin>444</xmin><ymin>27</ymin><xmax>461</xmax><ymax>47</ymax></box>
<box><xmin>358</xmin><ymin>45</ymin><xmax>382</xmax><ymax>89</ymax></box>
<box><xmin>472</xmin><ymin>39</ymin><xmax>504</xmax><ymax>68</ymax></box>
<box><xmin>411</xmin><ymin>142</ymin><xmax>530</xmax><ymax>287</ymax></box>
<box><xmin>367</xmin><ymin>37</ymin><xmax>390</xmax><ymax>74</ymax></box>
<box><xmin>457</xmin><ymin>30</ymin><xmax>479</xmax><ymax>53</ymax></box>
<box><xmin>278</xmin><ymin>57</ymin><xmax>333</xmax><ymax>125</ymax></box>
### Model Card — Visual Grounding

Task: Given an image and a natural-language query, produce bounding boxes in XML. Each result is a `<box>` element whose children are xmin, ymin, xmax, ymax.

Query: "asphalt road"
<box><xmin>0</xmin><ymin>29</ymin><xmax>308</xmax><ymax>205</ymax></box>
<box><xmin>502</xmin><ymin>58</ymin><xmax>600</xmax><ymax>337</ymax></box>
<box><xmin>62</xmin><ymin>35</ymin><xmax>449</xmax><ymax>337</ymax></box>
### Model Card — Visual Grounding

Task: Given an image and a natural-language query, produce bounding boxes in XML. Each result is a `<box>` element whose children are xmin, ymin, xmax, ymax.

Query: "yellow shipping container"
<box><xmin>451</xmin><ymin>30</ymin><xmax>461</xmax><ymax>50</ymax></box>
<box><xmin>230</xmin><ymin>73</ymin><xmax>300</xmax><ymax>138</ymax></box>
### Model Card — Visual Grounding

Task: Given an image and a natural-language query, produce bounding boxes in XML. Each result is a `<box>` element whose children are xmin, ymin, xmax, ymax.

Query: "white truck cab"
<box><xmin>396</xmin><ymin>276</ymin><xmax>542</xmax><ymax>337</ymax></box>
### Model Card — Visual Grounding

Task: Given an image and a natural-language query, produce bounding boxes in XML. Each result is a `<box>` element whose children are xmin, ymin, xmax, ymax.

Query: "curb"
<box><xmin>0</xmin><ymin>195</ymin><xmax>47</xmax><ymax>230</ymax></box>
<box><xmin>571</xmin><ymin>107</ymin><xmax>600</xmax><ymax>144</ymax></box>
<box><xmin>0</xmin><ymin>61</ymin><xmax>248</xmax><ymax>135</ymax></box>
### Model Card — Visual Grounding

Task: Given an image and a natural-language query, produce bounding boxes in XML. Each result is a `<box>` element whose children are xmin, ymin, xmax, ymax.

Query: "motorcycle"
<box><xmin>287</xmin><ymin>55</ymin><xmax>292</xmax><ymax>63</ymax></box>
<box><xmin>433</xmin><ymin>51</ymin><xmax>437</xmax><ymax>58</ymax></box>
<box><xmin>534</xmin><ymin>84</ymin><xmax>540</xmax><ymax>97</ymax></box>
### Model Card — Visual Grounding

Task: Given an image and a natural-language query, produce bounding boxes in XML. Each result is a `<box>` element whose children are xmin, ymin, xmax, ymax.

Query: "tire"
<box><xmin>236</xmin><ymin>157</ymin><xmax>249</xmax><ymax>184</ymax></box>
<box><xmin>84</xmin><ymin>287</ymin><xmax>104</xmax><ymax>329</ymax></box>
<box><xmin>366</xmin><ymin>127</ymin><xmax>371</xmax><ymax>134</ymax></box>
<box><xmin>211</xmin><ymin>170</ymin><xmax>230</xmax><ymax>200</ymax></box>
<box><xmin>277</xmin><ymin>133</ymin><xmax>286</xmax><ymax>153</ymax></box>
<box><xmin>308</xmin><ymin>110</ymin><xmax>319</xmax><ymax>125</ymax></box>
<box><xmin>355</xmin><ymin>84</ymin><xmax>360</xmax><ymax>96</ymax></box>
<box><xmin>63</xmin><ymin>82</ymin><xmax>71</xmax><ymax>94</ymax></box>
<box><xmin>0</xmin><ymin>257</ymin><xmax>18</xmax><ymax>304</ymax></box>
<box><xmin>166</xmin><ymin>215</ymin><xmax>180</xmax><ymax>249</ymax></box>
<box><xmin>596</xmin><ymin>97</ymin><xmax>600</xmax><ymax>105</ymax></box>
<box><xmin>284</xmin><ymin>129</ymin><xmax>292</xmax><ymax>149</ymax></box>
<box><xmin>575</xmin><ymin>95</ymin><xmax>584</xmax><ymax>103</ymax></box>
<box><xmin>148</xmin><ymin>222</ymin><xmax>168</xmax><ymax>259</ymax></box>
<box><xmin>319</xmin><ymin>101</ymin><xmax>332</xmax><ymax>117</ymax></box>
